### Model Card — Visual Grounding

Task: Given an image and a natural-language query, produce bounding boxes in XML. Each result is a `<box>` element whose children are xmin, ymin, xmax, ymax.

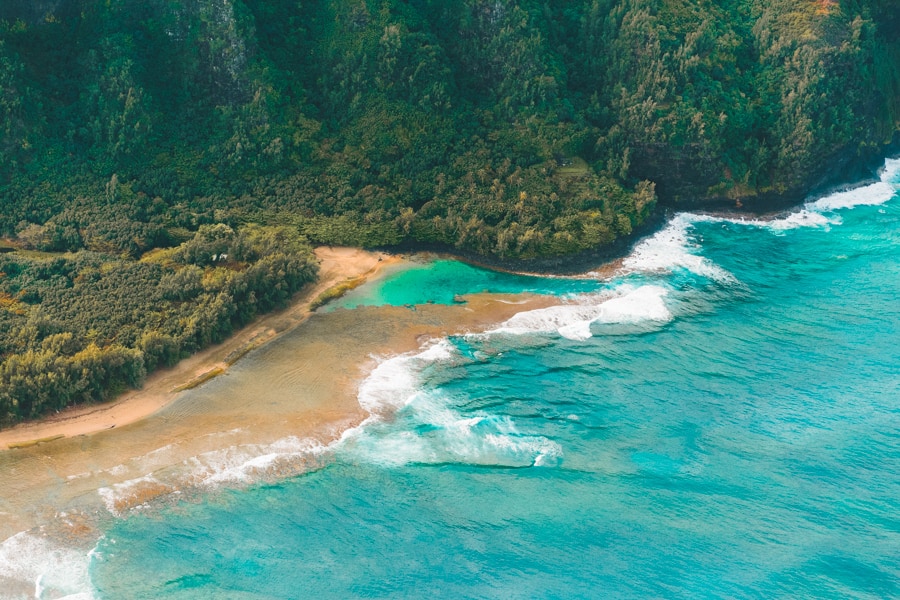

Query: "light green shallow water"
<box><xmin>329</xmin><ymin>257</ymin><xmax>603</xmax><ymax>309</ymax></box>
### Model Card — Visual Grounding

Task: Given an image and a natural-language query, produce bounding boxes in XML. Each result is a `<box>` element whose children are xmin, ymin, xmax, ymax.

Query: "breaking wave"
<box><xmin>0</xmin><ymin>531</ymin><xmax>96</xmax><ymax>600</ymax></box>
<box><xmin>621</xmin><ymin>213</ymin><xmax>736</xmax><ymax>281</ymax></box>
<box><xmin>489</xmin><ymin>285</ymin><xmax>671</xmax><ymax>341</ymax></box>
<box><xmin>346</xmin><ymin>341</ymin><xmax>562</xmax><ymax>468</ymax></box>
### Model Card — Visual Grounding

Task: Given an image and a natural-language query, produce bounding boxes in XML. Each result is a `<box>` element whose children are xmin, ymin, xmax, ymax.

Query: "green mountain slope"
<box><xmin>1</xmin><ymin>0</ymin><xmax>897</xmax><ymax>259</ymax></box>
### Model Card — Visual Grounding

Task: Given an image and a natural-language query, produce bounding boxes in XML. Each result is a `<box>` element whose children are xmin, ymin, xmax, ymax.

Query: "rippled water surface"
<box><xmin>5</xmin><ymin>160</ymin><xmax>900</xmax><ymax>598</ymax></box>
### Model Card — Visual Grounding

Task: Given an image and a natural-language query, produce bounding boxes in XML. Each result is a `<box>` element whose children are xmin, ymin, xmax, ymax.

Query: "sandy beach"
<box><xmin>0</xmin><ymin>246</ymin><xmax>398</xmax><ymax>450</ymax></box>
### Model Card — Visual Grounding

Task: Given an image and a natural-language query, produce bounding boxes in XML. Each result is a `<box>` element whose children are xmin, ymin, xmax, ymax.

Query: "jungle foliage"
<box><xmin>0</xmin><ymin>225</ymin><xmax>317</xmax><ymax>424</ymax></box>
<box><xmin>0</xmin><ymin>0</ymin><xmax>895</xmax><ymax>258</ymax></box>
<box><xmin>0</xmin><ymin>0</ymin><xmax>897</xmax><ymax>422</ymax></box>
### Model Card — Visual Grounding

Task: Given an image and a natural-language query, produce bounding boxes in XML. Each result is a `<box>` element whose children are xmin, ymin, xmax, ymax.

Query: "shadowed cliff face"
<box><xmin>630</xmin><ymin>138</ymin><xmax>897</xmax><ymax>213</ymax></box>
<box><xmin>628</xmin><ymin>143</ymin><xmax>725</xmax><ymax>207</ymax></box>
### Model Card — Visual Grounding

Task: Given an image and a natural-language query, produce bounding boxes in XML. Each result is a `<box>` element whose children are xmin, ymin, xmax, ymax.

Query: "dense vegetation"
<box><xmin>1</xmin><ymin>0</ymin><xmax>897</xmax><ymax>258</ymax></box>
<box><xmin>0</xmin><ymin>0</ymin><xmax>897</xmax><ymax>423</ymax></box>
<box><xmin>0</xmin><ymin>225</ymin><xmax>317</xmax><ymax>424</ymax></box>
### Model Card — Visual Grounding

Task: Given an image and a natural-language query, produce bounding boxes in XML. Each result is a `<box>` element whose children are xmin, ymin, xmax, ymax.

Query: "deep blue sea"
<box><xmin>14</xmin><ymin>161</ymin><xmax>900</xmax><ymax>598</ymax></box>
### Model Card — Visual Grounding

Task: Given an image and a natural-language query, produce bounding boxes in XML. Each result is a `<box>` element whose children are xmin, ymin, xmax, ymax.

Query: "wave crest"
<box><xmin>621</xmin><ymin>214</ymin><xmax>735</xmax><ymax>281</ymax></box>
<box><xmin>350</xmin><ymin>342</ymin><xmax>561</xmax><ymax>468</ymax></box>
<box><xmin>491</xmin><ymin>285</ymin><xmax>671</xmax><ymax>341</ymax></box>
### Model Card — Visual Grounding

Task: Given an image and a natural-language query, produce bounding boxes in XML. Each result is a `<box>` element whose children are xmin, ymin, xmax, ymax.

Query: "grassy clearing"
<box><xmin>554</xmin><ymin>157</ymin><xmax>590</xmax><ymax>178</ymax></box>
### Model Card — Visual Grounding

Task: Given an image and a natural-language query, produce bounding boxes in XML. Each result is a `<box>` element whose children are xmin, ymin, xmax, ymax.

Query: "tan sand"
<box><xmin>0</xmin><ymin>247</ymin><xmax>399</xmax><ymax>450</ymax></box>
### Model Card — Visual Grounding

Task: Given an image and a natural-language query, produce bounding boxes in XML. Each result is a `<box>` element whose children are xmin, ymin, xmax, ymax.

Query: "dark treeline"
<box><xmin>0</xmin><ymin>0</ymin><xmax>898</xmax><ymax>423</ymax></box>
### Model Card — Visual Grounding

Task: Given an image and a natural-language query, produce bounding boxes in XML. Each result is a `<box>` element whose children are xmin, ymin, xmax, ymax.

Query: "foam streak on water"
<box><xmin>347</xmin><ymin>340</ymin><xmax>562</xmax><ymax>468</ymax></box>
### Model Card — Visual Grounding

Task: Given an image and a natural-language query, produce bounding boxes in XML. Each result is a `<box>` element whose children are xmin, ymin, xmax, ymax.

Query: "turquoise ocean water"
<box><xmin>16</xmin><ymin>160</ymin><xmax>900</xmax><ymax>598</ymax></box>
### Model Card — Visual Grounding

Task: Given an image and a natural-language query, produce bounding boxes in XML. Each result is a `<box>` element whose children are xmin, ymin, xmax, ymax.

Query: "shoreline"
<box><xmin>0</xmin><ymin>247</ymin><xmax>400</xmax><ymax>450</ymax></box>
<box><xmin>380</xmin><ymin>151</ymin><xmax>900</xmax><ymax>278</ymax></box>
<box><xmin>0</xmin><ymin>273</ymin><xmax>561</xmax><ymax>542</ymax></box>
<box><xmin>5</xmin><ymin>153</ymin><xmax>896</xmax><ymax>450</ymax></box>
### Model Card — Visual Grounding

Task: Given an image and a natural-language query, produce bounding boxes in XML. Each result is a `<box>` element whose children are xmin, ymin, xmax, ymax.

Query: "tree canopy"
<box><xmin>0</xmin><ymin>225</ymin><xmax>317</xmax><ymax>424</ymax></box>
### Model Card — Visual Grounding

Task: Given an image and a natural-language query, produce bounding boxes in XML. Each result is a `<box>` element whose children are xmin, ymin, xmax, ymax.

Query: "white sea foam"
<box><xmin>183</xmin><ymin>436</ymin><xmax>328</xmax><ymax>486</ymax></box>
<box><xmin>682</xmin><ymin>210</ymin><xmax>839</xmax><ymax>235</ymax></box>
<box><xmin>0</xmin><ymin>531</ymin><xmax>95</xmax><ymax>600</ymax></box>
<box><xmin>490</xmin><ymin>301</ymin><xmax>610</xmax><ymax>339</ymax></box>
<box><xmin>764</xmin><ymin>209</ymin><xmax>835</xmax><ymax>229</ymax></box>
<box><xmin>348</xmin><ymin>339</ymin><xmax>562</xmax><ymax>468</ymax></box>
<box><xmin>93</xmin><ymin>435</ymin><xmax>336</xmax><ymax>518</ymax></box>
<box><xmin>357</xmin><ymin>340</ymin><xmax>456</xmax><ymax>415</ymax></box>
<box><xmin>410</xmin><ymin>402</ymin><xmax>562</xmax><ymax>467</ymax></box>
<box><xmin>97</xmin><ymin>475</ymin><xmax>170</xmax><ymax>517</ymax></box>
<box><xmin>620</xmin><ymin>214</ymin><xmax>735</xmax><ymax>281</ymax></box>
<box><xmin>808</xmin><ymin>180</ymin><xmax>897</xmax><ymax>211</ymax></box>
<box><xmin>491</xmin><ymin>285</ymin><xmax>671</xmax><ymax>341</ymax></box>
<box><xmin>347</xmin><ymin>393</ymin><xmax>562</xmax><ymax>468</ymax></box>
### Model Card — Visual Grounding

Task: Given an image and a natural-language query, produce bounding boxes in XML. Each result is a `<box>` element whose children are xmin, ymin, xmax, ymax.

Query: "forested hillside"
<box><xmin>1</xmin><ymin>0</ymin><xmax>897</xmax><ymax>258</ymax></box>
<box><xmin>0</xmin><ymin>0</ymin><xmax>898</xmax><ymax>424</ymax></box>
<box><xmin>0</xmin><ymin>225</ymin><xmax>317</xmax><ymax>423</ymax></box>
